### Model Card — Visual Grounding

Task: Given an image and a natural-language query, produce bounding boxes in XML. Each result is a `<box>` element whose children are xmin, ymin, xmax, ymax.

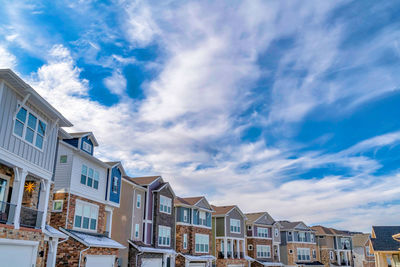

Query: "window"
<box><xmin>112</xmin><ymin>176</ymin><xmax>118</xmax><ymax>193</ymax></box>
<box><xmin>53</xmin><ymin>200</ymin><xmax>63</xmax><ymax>212</ymax></box>
<box><xmin>311</xmin><ymin>234</ymin><xmax>315</xmax><ymax>242</ymax></box>
<box><xmin>289</xmin><ymin>249</ymin><xmax>293</xmax><ymax>254</ymax></box>
<box><xmin>297</xmin><ymin>248</ymin><xmax>311</xmax><ymax>261</ymax></box>
<box><xmin>136</xmin><ymin>194</ymin><xmax>141</xmax><ymax>208</ymax></box>
<box><xmin>313</xmin><ymin>249</ymin><xmax>316</xmax><ymax>259</ymax></box>
<box><xmin>248</xmin><ymin>244</ymin><xmax>253</xmax><ymax>251</ymax></box>
<box><xmin>82</xmin><ymin>141</ymin><xmax>92</xmax><ymax>153</ymax></box>
<box><xmin>257</xmin><ymin>245</ymin><xmax>271</xmax><ymax>258</ymax></box>
<box><xmin>366</xmin><ymin>246</ymin><xmax>374</xmax><ymax>257</ymax></box>
<box><xmin>199</xmin><ymin>211</ymin><xmax>206</xmax><ymax>225</ymax></box>
<box><xmin>330</xmin><ymin>251</ymin><xmax>334</xmax><ymax>260</ymax></box>
<box><xmin>160</xmin><ymin>196</ymin><xmax>172</xmax><ymax>214</ymax></box>
<box><xmin>14</xmin><ymin>106</ymin><xmax>47</xmax><ymax>150</ymax></box>
<box><xmin>183</xmin><ymin>209</ymin><xmax>188</xmax><ymax>222</ymax></box>
<box><xmin>74</xmin><ymin>201</ymin><xmax>98</xmax><ymax>231</ymax></box>
<box><xmin>183</xmin><ymin>234</ymin><xmax>187</xmax><ymax>249</ymax></box>
<box><xmin>230</xmin><ymin>219</ymin><xmax>241</xmax><ymax>233</ymax></box>
<box><xmin>195</xmin><ymin>234</ymin><xmax>209</xmax><ymax>253</ymax></box>
<box><xmin>275</xmin><ymin>228</ymin><xmax>279</xmax><ymax>237</ymax></box>
<box><xmin>299</xmin><ymin>232</ymin><xmax>306</xmax><ymax>242</ymax></box>
<box><xmin>158</xmin><ymin>226</ymin><xmax>171</xmax><ymax>246</ymax></box>
<box><xmin>60</xmin><ymin>155</ymin><xmax>68</xmax><ymax>164</ymax></box>
<box><xmin>257</xmin><ymin>227</ymin><xmax>269</xmax><ymax>238</ymax></box>
<box><xmin>80</xmin><ymin>165</ymin><xmax>99</xmax><ymax>189</ymax></box>
<box><xmin>135</xmin><ymin>224</ymin><xmax>139</xmax><ymax>238</ymax></box>
<box><xmin>248</xmin><ymin>225</ymin><xmax>252</xmax><ymax>231</ymax></box>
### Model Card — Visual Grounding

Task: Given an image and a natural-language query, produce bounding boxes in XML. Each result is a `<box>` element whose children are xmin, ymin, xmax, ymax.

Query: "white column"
<box><xmin>337</xmin><ymin>251</ymin><xmax>341</xmax><ymax>265</ymax></box>
<box><xmin>11</xmin><ymin>168</ymin><xmax>28</xmax><ymax>229</ymax></box>
<box><xmin>170</xmin><ymin>255</ymin><xmax>175</xmax><ymax>267</ymax></box>
<box><xmin>46</xmin><ymin>239</ymin><xmax>59</xmax><ymax>267</ymax></box>
<box><xmin>224</xmin><ymin>238</ymin><xmax>228</xmax><ymax>259</ymax></box>
<box><xmin>185</xmin><ymin>259</ymin><xmax>189</xmax><ymax>267</ymax></box>
<box><xmin>242</xmin><ymin>239</ymin><xmax>246</xmax><ymax>258</ymax></box>
<box><xmin>38</xmin><ymin>179</ymin><xmax>51</xmax><ymax>230</ymax></box>
<box><xmin>230</xmin><ymin>239</ymin><xmax>234</xmax><ymax>259</ymax></box>
<box><xmin>163</xmin><ymin>254</ymin><xmax>167</xmax><ymax>267</ymax></box>
<box><xmin>236</xmin><ymin>240</ymin><xmax>240</xmax><ymax>258</ymax></box>
<box><xmin>344</xmin><ymin>251</ymin><xmax>348</xmax><ymax>266</ymax></box>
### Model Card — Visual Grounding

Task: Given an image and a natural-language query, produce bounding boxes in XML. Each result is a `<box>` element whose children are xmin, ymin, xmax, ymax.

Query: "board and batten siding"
<box><xmin>0</xmin><ymin>82</ymin><xmax>58</xmax><ymax>174</ymax></box>
<box><xmin>53</xmin><ymin>142</ymin><xmax>74</xmax><ymax>191</ymax></box>
<box><xmin>70</xmin><ymin>150</ymin><xmax>108</xmax><ymax>204</ymax></box>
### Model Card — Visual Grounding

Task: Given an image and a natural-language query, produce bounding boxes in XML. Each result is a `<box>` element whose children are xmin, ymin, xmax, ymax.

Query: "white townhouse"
<box><xmin>0</xmin><ymin>69</ymin><xmax>73</xmax><ymax>267</ymax></box>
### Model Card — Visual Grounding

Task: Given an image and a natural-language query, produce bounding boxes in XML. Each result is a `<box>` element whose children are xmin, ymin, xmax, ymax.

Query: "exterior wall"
<box><xmin>225</xmin><ymin>209</ymin><xmax>245</xmax><ymax>239</ymax></box>
<box><xmin>53</xmin><ymin>143</ymin><xmax>73</xmax><ymax>191</ymax></box>
<box><xmin>273</xmin><ymin>224</ymin><xmax>281</xmax><ymax>243</ymax></box>
<box><xmin>176</xmin><ymin>225</ymin><xmax>212</xmax><ymax>255</ymax></box>
<box><xmin>0</xmin><ymin>82</ymin><xmax>59</xmax><ymax>174</ymax></box>
<box><xmin>247</xmin><ymin>237</ymin><xmax>273</xmax><ymax>260</ymax></box>
<box><xmin>56</xmin><ymin>236</ymin><xmax>118</xmax><ymax>266</ymax></box>
<box><xmin>284</xmin><ymin>243</ymin><xmax>319</xmax><ymax>266</ymax></box>
<box><xmin>69</xmin><ymin>148</ymin><xmax>108</xmax><ymax>204</ymax></box>
<box><xmin>50</xmin><ymin>193</ymin><xmax>107</xmax><ymax>234</ymax></box>
<box><xmin>216</xmin><ymin>217</ymin><xmax>225</xmax><ymax>237</ymax></box>
<box><xmin>153</xmin><ymin>186</ymin><xmax>175</xmax><ymax>249</ymax></box>
<box><xmin>129</xmin><ymin>245</ymin><xmax>163</xmax><ymax>267</ymax></box>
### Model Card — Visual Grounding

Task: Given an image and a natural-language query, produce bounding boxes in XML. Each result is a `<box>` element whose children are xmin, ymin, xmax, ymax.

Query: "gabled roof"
<box><xmin>370</xmin><ymin>226</ymin><xmax>400</xmax><ymax>252</ymax></box>
<box><xmin>245</xmin><ymin>212</ymin><xmax>275</xmax><ymax>225</ymax></box>
<box><xmin>211</xmin><ymin>205</ymin><xmax>246</xmax><ymax>219</ymax></box>
<box><xmin>0</xmin><ymin>69</ymin><xmax>73</xmax><ymax>127</ymax></box>
<box><xmin>69</xmin><ymin>131</ymin><xmax>99</xmax><ymax>146</ymax></box>
<box><xmin>174</xmin><ymin>196</ymin><xmax>214</xmax><ymax>211</ymax></box>
<box><xmin>312</xmin><ymin>225</ymin><xmax>336</xmax><ymax>236</ymax></box>
<box><xmin>105</xmin><ymin>161</ymin><xmax>127</xmax><ymax>176</ymax></box>
<box><xmin>152</xmin><ymin>182</ymin><xmax>176</xmax><ymax>198</ymax></box>
<box><xmin>279</xmin><ymin>220</ymin><xmax>312</xmax><ymax>231</ymax></box>
<box><xmin>352</xmin><ymin>233</ymin><xmax>371</xmax><ymax>247</ymax></box>
<box><xmin>124</xmin><ymin>176</ymin><xmax>161</xmax><ymax>186</ymax></box>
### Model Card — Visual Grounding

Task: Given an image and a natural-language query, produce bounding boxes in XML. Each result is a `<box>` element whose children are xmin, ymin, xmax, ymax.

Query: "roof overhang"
<box><xmin>128</xmin><ymin>240</ymin><xmax>176</xmax><ymax>255</ymax></box>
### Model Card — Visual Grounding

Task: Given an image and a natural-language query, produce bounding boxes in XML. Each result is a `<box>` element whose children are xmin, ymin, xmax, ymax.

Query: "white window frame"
<box><xmin>330</xmin><ymin>251</ymin><xmax>334</xmax><ymax>260</ymax></box>
<box><xmin>136</xmin><ymin>194</ymin><xmax>141</xmax><ymax>208</ymax></box>
<box><xmin>230</xmin><ymin>219</ymin><xmax>241</xmax><ymax>233</ymax></box>
<box><xmin>73</xmin><ymin>200</ymin><xmax>99</xmax><ymax>232</ymax></box>
<box><xmin>199</xmin><ymin>210</ymin><xmax>206</xmax><ymax>226</ymax></box>
<box><xmin>159</xmin><ymin>195</ymin><xmax>172</xmax><ymax>214</ymax></box>
<box><xmin>82</xmin><ymin>141</ymin><xmax>92</xmax><ymax>153</ymax></box>
<box><xmin>256</xmin><ymin>245</ymin><xmax>271</xmax><ymax>258</ymax></box>
<box><xmin>257</xmin><ymin>227</ymin><xmax>269</xmax><ymax>238</ymax></box>
<box><xmin>298</xmin><ymin>232</ymin><xmax>306</xmax><ymax>242</ymax></box>
<box><xmin>195</xmin><ymin>234</ymin><xmax>209</xmax><ymax>253</ymax></box>
<box><xmin>60</xmin><ymin>155</ymin><xmax>68</xmax><ymax>164</ymax></box>
<box><xmin>13</xmin><ymin>103</ymin><xmax>47</xmax><ymax>151</ymax></box>
<box><xmin>112</xmin><ymin>176</ymin><xmax>118</xmax><ymax>193</ymax></box>
<box><xmin>52</xmin><ymin>200</ymin><xmax>63</xmax><ymax>212</ymax></box>
<box><xmin>158</xmin><ymin>225</ymin><xmax>171</xmax><ymax>247</ymax></box>
<box><xmin>297</xmin><ymin>248</ymin><xmax>311</xmax><ymax>261</ymax></box>
<box><xmin>183</xmin><ymin>233</ymin><xmax>187</xmax><ymax>249</ymax></box>
<box><xmin>80</xmin><ymin>164</ymin><xmax>99</xmax><ymax>190</ymax></box>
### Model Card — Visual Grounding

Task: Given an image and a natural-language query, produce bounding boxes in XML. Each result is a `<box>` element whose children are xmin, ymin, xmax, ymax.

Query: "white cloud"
<box><xmin>0</xmin><ymin>45</ymin><xmax>17</xmax><ymax>68</ymax></box>
<box><xmin>104</xmin><ymin>70</ymin><xmax>127</xmax><ymax>96</ymax></box>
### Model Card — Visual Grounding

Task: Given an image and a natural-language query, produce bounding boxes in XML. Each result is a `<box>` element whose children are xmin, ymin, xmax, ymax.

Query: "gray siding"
<box><xmin>225</xmin><ymin>208</ymin><xmax>245</xmax><ymax>238</ymax></box>
<box><xmin>0</xmin><ymin>83</ymin><xmax>58</xmax><ymax>173</ymax></box>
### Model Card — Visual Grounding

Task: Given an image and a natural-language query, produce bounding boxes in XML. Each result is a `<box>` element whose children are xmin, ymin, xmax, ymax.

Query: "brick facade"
<box><xmin>56</xmin><ymin>237</ymin><xmax>118</xmax><ymax>267</ymax></box>
<box><xmin>153</xmin><ymin>186</ymin><xmax>176</xmax><ymax>249</ymax></box>
<box><xmin>246</xmin><ymin>238</ymin><xmax>273</xmax><ymax>260</ymax></box>
<box><xmin>285</xmin><ymin>243</ymin><xmax>319</xmax><ymax>266</ymax></box>
<box><xmin>129</xmin><ymin>245</ymin><xmax>163</xmax><ymax>267</ymax></box>
<box><xmin>50</xmin><ymin>193</ymin><xmax>107</xmax><ymax>234</ymax></box>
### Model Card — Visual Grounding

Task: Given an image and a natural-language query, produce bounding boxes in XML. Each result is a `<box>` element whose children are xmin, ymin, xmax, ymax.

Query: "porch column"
<box><xmin>337</xmin><ymin>251</ymin><xmax>341</xmax><ymax>265</ymax></box>
<box><xmin>11</xmin><ymin>168</ymin><xmax>28</xmax><ymax>229</ymax></box>
<box><xmin>224</xmin><ymin>238</ymin><xmax>228</xmax><ymax>259</ymax></box>
<box><xmin>46</xmin><ymin>239</ymin><xmax>59</xmax><ymax>267</ymax></box>
<box><xmin>242</xmin><ymin>239</ymin><xmax>246</xmax><ymax>258</ymax></box>
<box><xmin>236</xmin><ymin>239</ymin><xmax>240</xmax><ymax>258</ymax></box>
<box><xmin>163</xmin><ymin>254</ymin><xmax>167</xmax><ymax>267</ymax></box>
<box><xmin>230</xmin><ymin>239</ymin><xmax>234</xmax><ymax>259</ymax></box>
<box><xmin>38</xmin><ymin>179</ymin><xmax>51</xmax><ymax>230</ymax></box>
<box><xmin>344</xmin><ymin>251</ymin><xmax>348</xmax><ymax>266</ymax></box>
<box><xmin>170</xmin><ymin>255</ymin><xmax>175</xmax><ymax>267</ymax></box>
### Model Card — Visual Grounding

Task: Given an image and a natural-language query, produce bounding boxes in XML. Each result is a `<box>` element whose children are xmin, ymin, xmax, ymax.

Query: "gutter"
<box><xmin>78</xmin><ymin>246</ymin><xmax>91</xmax><ymax>267</ymax></box>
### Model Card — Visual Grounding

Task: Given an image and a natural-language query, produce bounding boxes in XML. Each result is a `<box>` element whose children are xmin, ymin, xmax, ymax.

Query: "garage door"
<box><xmin>228</xmin><ymin>265</ymin><xmax>244</xmax><ymax>267</ymax></box>
<box><xmin>0</xmin><ymin>240</ymin><xmax>38</xmax><ymax>267</ymax></box>
<box><xmin>142</xmin><ymin>258</ymin><xmax>163</xmax><ymax>267</ymax></box>
<box><xmin>189</xmin><ymin>263</ymin><xmax>206</xmax><ymax>267</ymax></box>
<box><xmin>86</xmin><ymin>255</ymin><xmax>115</xmax><ymax>267</ymax></box>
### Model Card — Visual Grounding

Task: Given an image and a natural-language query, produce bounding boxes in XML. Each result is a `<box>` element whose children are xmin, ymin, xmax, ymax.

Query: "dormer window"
<box><xmin>82</xmin><ymin>141</ymin><xmax>92</xmax><ymax>154</ymax></box>
<box><xmin>14</xmin><ymin>105</ymin><xmax>47</xmax><ymax>150</ymax></box>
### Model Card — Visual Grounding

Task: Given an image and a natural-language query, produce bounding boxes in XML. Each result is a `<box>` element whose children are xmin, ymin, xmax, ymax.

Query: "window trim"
<box><xmin>52</xmin><ymin>200</ymin><xmax>64</xmax><ymax>212</ymax></box>
<box><xmin>256</xmin><ymin>245</ymin><xmax>271</xmax><ymax>258</ymax></box>
<box><xmin>230</xmin><ymin>218</ymin><xmax>241</xmax><ymax>233</ymax></box>
<box><xmin>183</xmin><ymin>233</ymin><xmax>188</xmax><ymax>249</ymax></box>
<box><xmin>60</xmin><ymin>155</ymin><xmax>68</xmax><ymax>164</ymax></box>
<box><xmin>195</xmin><ymin>233</ymin><xmax>209</xmax><ymax>253</ymax></box>
<box><xmin>136</xmin><ymin>194</ymin><xmax>141</xmax><ymax>208</ymax></box>
<box><xmin>158</xmin><ymin>225</ymin><xmax>171</xmax><ymax>247</ymax></box>
<box><xmin>135</xmin><ymin>224</ymin><xmax>139</xmax><ymax>238</ymax></box>
<box><xmin>159</xmin><ymin>195</ymin><xmax>172</xmax><ymax>215</ymax></box>
<box><xmin>82</xmin><ymin>140</ymin><xmax>92</xmax><ymax>154</ymax></box>
<box><xmin>257</xmin><ymin>227</ymin><xmax>269</xmax><ymax>238</ymax></box>
<box><xmin>112</xmin><ymin>176</ymin><xmax>119</xmax><ymax>193</ymax></box>
<box><xmin>297</xmin><ymin>247</ymin><xmax>311</xmax><ymax>261</ymax></box>
<box><xmin>13</xmin><ymin>103</ymin><xmax>47</xmax><ymax>152</ymax></box>
<box><xmin>80</xmin><ymin>164</ymin><xmax>99</xmax><ymax>190</ymax></box>
<box><xmin>73</xmin><ymin>200</ymin><xmax>99</xmax><ymax>232</ymax></box>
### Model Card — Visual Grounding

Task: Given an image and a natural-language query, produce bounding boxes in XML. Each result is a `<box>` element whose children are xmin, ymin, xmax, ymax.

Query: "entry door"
<box><xmin>86</xmin><ymin>255</ymin><xmax>115</xmax><ymax>267</ymax></box>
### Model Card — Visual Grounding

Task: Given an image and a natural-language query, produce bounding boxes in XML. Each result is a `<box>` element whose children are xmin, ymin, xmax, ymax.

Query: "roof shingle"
<box><xmin>371</xmin><ymin>226</ymin><xmax>400</xmax><ymax>251</ymax></box>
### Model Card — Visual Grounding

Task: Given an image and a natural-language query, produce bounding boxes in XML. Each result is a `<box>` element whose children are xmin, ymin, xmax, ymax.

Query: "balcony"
<box><xmin>20</xmin><ymin>206</ymin><xmax>43</xmax><ymax>229</ymax></box>
<box><xmin>0</xmin><ymin>201</ymin><xmax>16</xmax><ymax>224</ymax></box>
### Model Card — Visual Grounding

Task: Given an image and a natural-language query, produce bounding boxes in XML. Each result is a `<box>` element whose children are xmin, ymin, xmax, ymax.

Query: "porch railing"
<box><xmin>20</xmin><ymin>206</ymin><xmax>43</xmax><ymax>229</ymax></box>
<box><xmin>0</xmin><ymin>201</ymin><xmax>16</xmax><ymax>224</ymax></box>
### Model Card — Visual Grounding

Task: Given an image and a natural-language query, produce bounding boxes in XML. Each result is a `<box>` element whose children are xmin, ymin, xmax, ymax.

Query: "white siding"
<box><xmin>0</xmin><ymin>82</ymin><xmax>58</xmax><ymax>173</ymax></box>
<box><xmin>70</xmin><ymin>152</ymin><xmax>108</xmax><ymax>203</ymax></box>
<box><xmin>53</xmin><ymin>143</ymin><xmax>74</xmax><ymax>191</ymax></box>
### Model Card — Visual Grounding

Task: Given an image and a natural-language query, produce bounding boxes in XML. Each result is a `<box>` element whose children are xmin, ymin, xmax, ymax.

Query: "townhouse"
<box><xmin>352</xmin><ymin>233</ymin><xmax>375</xmax><ymax>267</ymax></box>
<box><xmin>0</xmin><ymin>69</ymin><xmax>72</xmax><ymax>267</ymax></box>
<box><xmin>175</xmin><ymin>196</ymin><xmax>215</xmax><ymax>267</ymax></box>
<box><xmin>369</xmin><ymin>226</ymin><xmax>400</xmax><ymax>267</ymax></box>
<box><xmin>125</xmin><ymin>176</ymin><xmax>176</xmax><ymax>267</ymax></box>
<box><xmin>311</xmin><ymin>226</ymin><xmax>353</xmax><ymax>267</ymax></box>
<box><xmin>245</xmin><ymin>212</ymin><xmax>282</xmax><ymax>267</ymax></box>
<box><xmin>279</xmin><ymin>221</ymin><xmax>322</xmax><ymax>267</ymax></box>
<box><xmin>211</xmin><ymin>205</ymin><xmax>252</xmax><ymax>267</ymax></box>
<box><xmin>50</xmin><ymin>131</ymin><xmax>125</xmax><ymax>267</ymax></box>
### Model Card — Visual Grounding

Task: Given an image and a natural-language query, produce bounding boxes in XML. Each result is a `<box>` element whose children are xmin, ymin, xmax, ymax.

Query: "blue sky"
<box><xmin>1</xmin><ymin>0</ymin><xmax>400</xmax><ymax>232</ymax></box>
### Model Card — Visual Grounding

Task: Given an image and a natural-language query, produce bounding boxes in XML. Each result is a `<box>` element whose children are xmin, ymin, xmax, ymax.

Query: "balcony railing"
<box><xmin>0</xmin><ymin>201</ymin><xmax>16</xmax><ymax>224</ymax></box>
<box><xmin>218</xmin><ymin>252</ymin><xmax>224</xmax><ymax>259</ymax></box>
<box><xmin>20</xmin><ymin>206</ymin><xmax>43</xmax><ymax>229</ymax></box>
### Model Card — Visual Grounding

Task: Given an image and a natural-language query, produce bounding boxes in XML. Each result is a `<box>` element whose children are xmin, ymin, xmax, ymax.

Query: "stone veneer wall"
<box><xmin>175</xmin><ymin>225</ymin><xmax>213</xmax><ymax>267</ymax></box>
<box><xmin>50</xmin><ymin>193</ymin><xmax>107</xmax><ymax>234</ymax></box>
<box><xmin>56</xmin><ymin>237</ymin><xmax>118</xmax><ymax>266</ymax></box>
<box><xmin>285</xmin><ymin>243</ymin><xmax>320</xmax><ymax>266</ymax></box>
<box><xmin>129</xmin><ymin>245</ymin><xmax>163</xmax><ymax>267</ymax></box>
<box><xmin>246</xmin><ymin>238</ymin><xmax>273</xmax><ymax>260</ymax></box>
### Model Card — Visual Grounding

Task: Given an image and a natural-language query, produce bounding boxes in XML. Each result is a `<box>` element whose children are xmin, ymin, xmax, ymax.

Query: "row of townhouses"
<box><xmin>0</xmin><ymin>69</ymin><xmax>376</xmax><ymax>267</ymax></box>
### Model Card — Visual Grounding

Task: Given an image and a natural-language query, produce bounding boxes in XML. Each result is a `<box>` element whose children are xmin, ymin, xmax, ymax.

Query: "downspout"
<box><xmin>136</xmin><ymin>251</ymin><xmax>144</xmax><ymax>267</ymax></box>
<box><xmin>79</xmin><ymin>246</ymin><xmax>91</xmax><ymax>267</ymax></box>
